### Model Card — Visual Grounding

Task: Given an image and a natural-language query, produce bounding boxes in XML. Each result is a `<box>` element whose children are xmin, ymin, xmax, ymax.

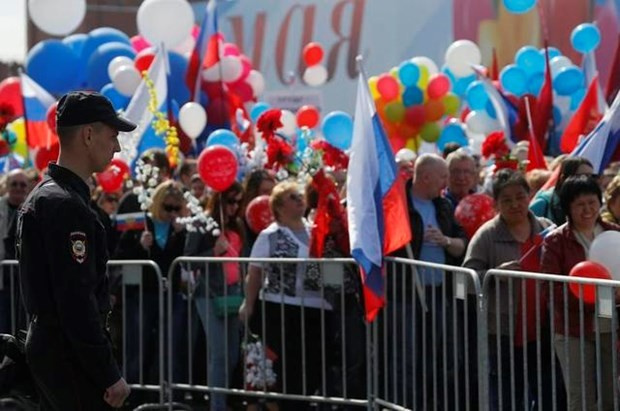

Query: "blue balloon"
<box><xmin>206</xmin><ymin>129</ymin><xmax>239</xmax><ymax>150</ymax></box>
<box><xmin>398</xmin><ymin>61</ymin><xmax>420</xmax><ymax>87</ymax></box>
<box><xmin>503</xmin><ymin>0</ymin><xmax>536</xmax><ymax>14</ymax></box>
<box><xmin>485</xmin><ymin>99</ymin><xmax>497</xmax><ymax>119</ymax></box>
<box><xmin>321</xmin><ymin>111</ymin><xmax>353</xmax><ymax>151</ymax></box>
<box><xmin>515</xmin><ymin>46</ymin><xmax>545</xmax><ymax>74</ymax></box>
<box><xmin>167</xmin><ymin>52</ymin><xmax>190</xmax><ymax>105</ymax></box>
<box><xmin>540</xmin><ymin>47</ymin><xmax>562</xmax><ymax>60</ymax></box>
<box><xmin>454</xmin><ymin>74</ymin><xmax>476</xmax><ymax>97</ymax></box>
<box><xmin>527</xmin><ymin>72</ymin><xmax>545</xmax><ymax>95</ymax></box>
<box><xmin>402</xmin><ymin>86</ymin><xmax>423</xmax><ymax>107</ymax></box>
<box><xmin>552</xmin><ymin>106</ymin><xmax>563</xmax><ymax>125</ymax></box>
<box><xmin>100</xmin><ymin>84</ymin><xmax>130</xmax><ymax>111</ymax></box>
<box><xmin>250</xmin><ymin>102</ymin><xmax>270</xmax><ymax>122</ymax></box>
<box><xmin>437</xmin><ymin>123</ymin><xmax>468</xmax><ymax>151</ymax></box>
<box><xmin>500</xmin><ymin>64</ymin><xmax>527</xmax><ymax>96</ymax></box>
<box><xmin>26</xmin><ymin>40</ymin><xmax>80</xmax><ymax>95</ymax></box>
<box><xmin>570</xmin><ymin>88</ymin><xmax>587</xmax><ymax>110</ymax></box>
<box><xmin>62</xmin><ymin>33</ymin><xmax>88</xmax><ymax>58</ymax></box>
<box><xmin>87</xmin><ymin>42</ymin><xmax>135</xmax><ymax>91</ymax></box>
<box><xmin>465</xmin><ymin>81</ymin><xmax>488</xmax><ymax>110</ymax></box>
<box><xmin>553</xmin><ymin>67</ymin><xmax>585</xmax><ymax>96</ymax></box>
<box><xmin>81</xmin><ymin>27</ymin><xmax>131</xmax><ymax>64</ymax></box>
<box><xmin>571</xmin><ymin>23</ymin><xmax>601</xmax><ymax>54</ymax></box>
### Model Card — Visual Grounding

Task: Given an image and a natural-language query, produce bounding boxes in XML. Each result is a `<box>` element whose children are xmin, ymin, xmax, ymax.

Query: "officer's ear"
<box><xmin>81</xmin><ymin>124</ymin><xmax>95</xmax><ymax>147</ymax></box>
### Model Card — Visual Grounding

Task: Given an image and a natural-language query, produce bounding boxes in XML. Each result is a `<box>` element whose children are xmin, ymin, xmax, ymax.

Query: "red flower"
<box><xmin>265</xmin><ymin>136</ymin><xmax>293</xmax><ymax>170</ymax></box>
<box><xmin>256</xmin><ymin>109</ymin><xmax>283</xmax><ymax>143</ymax></box>
<box><xmin>310</xmin><ymin>140</ymin><xmax>349</xmax><ymax>170</ymax></box>
<box><xmin>481</xmin><ymin>131</ymin><xmax>510</xmax><ymax>159</ymax></box>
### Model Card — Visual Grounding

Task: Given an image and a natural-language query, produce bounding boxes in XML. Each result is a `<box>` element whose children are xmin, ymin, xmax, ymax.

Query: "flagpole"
<box><xmin>355</xmin><ymin>54</ymin><xmax>427</xmax><ymax>312</ymax></box>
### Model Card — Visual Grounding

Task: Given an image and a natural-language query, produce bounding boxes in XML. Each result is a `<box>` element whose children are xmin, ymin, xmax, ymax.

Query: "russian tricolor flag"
<box><xmin>186</xmin><ymin>0</ymin><xmax>219</xmax><ymax>102</ymax></box>
<box><xmin>347</xmin><ymin>71</ymin><xmax>412</xmax><ymax>322</ymax></box>
<box><xmin>20</xmin><ymin>73</ymin><xmax>58</xmax><ymax>149</ymax></box>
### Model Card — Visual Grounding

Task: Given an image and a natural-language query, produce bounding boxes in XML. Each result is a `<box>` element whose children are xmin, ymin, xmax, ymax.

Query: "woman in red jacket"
<box><xmin>541</xmin><ymin>175</ymin><xmax>619</xmax><ymax>411</ymax></box>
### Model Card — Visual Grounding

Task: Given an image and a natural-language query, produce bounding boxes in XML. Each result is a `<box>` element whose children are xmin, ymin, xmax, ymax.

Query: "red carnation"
<box><xmin>265</xmin><ymin>136</ymin><xmax>294</xmax><ymax>170</ymax></box>
<box><xmin>256</xmin><ymin>109</ymin><xmax>283</xmax><ymax>143</ymax></box>
<box><xmin>311</xmin><ymin>140</ymin><xmax>349</xmax><ymax>170</ymax></box>
<box><xmin>481</xmin><ymin>131</ymin><xmax>510</xmax><ymax>159</ymax></box>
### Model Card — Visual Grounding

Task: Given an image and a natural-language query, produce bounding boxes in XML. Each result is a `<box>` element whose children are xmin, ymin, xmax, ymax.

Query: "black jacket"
<box><xmin>16</xmin><ymin>164</ymin><xmax>120</xmax><ymax>391</ymax></box>
<box><xmin>113</xmin><ymin>215</ymin><xmax>186</xmax><ymax>291</ymax></box>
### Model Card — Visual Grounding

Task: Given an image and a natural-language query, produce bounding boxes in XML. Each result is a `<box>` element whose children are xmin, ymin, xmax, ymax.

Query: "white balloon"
<box><xmin>29</xmin><ymin>0</ymin><xmax>86</xmax><ymax>36</ymax></box>
<box><xmin>303</xmin><ymin>65</ymin><xmax>328</xmax><ymax>87</ymax></box>
<box><xmin>107</xmin><ymin>56</ymin><xmax>134</xmax><ymax>82</ymax></box>
<box><xmin>465</xmin><ymin>110</ymin><xmax>500</xmax><ymax>135</ymax></box>
<box><xmin>137</xmin><ymin>0</ymin><xmax>194</xmax><ymax>48</ymax></box>
<box><xmin>202</xmin><ymin>62</ymin><xmax>222</xmax><ymax>82</ymax></box>
<box><xmin>179</xmin><ymin>102</ymin><xmax>207</xmax><ymax>139</ymax></box>
<box><xmin>220</xmin><ymin>56</ymin><xmax>243</xmax><ymax>83</ymax></box>
<box><xmin>278</xmin><ymin>110</ymin><xmax>297</xmax><ymax>137</ymax></box>
<box><xmin>590</xmin><ymin>231</ymin><xmax>620</xmax><ymax>280</ymax></box>
<box><xmin>112</xmin><ymin>66</ymin><xmax>142</xmax><ymax>97</ymax></box>
<box><xmin>445</xmin><ymin>40</ymin><xmax>482</xmax><ymax>77</ymax></box>
<box><xmin>410</xmin><ymin>56</ymin><xmax>439</xmax><ymax>76</ymax></box>
<box><xmin>550</xmin><ymin>56</ymin><xmax>573</xmax><ymax>78</ymax></box>
<box><xmin>247</xmin><ymin>70</ymin><xmax>265</xmax><ymax>96</ymax></box>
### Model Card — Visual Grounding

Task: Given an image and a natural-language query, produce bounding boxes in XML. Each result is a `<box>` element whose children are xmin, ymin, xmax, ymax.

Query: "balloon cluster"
<box><xmin>302</xmin><ymin>42</ymin><xmax>328</xmax><ymax>87</ymax></box>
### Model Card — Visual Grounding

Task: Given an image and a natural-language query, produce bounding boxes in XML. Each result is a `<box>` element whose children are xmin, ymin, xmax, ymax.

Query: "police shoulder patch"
<box><xmin>70</xmin><ymin>231</ymin><xmax>87</xmax><ymax>264</ymax></box>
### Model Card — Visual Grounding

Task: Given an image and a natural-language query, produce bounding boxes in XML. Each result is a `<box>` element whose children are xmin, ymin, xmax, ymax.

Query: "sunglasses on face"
<box><xmin>10</xmin><ymin>181</ymin><xmax>27</xmax><ymax>189</ymax></box>
<box><xmin>104</xmin><ymin>196</ymin><xmax>119</xmax><ymax>203</ymax></box>
<box><xmin>163</xmin><ymin>204</ymin><xmax>182</xmax><ymax>213</ymax></box>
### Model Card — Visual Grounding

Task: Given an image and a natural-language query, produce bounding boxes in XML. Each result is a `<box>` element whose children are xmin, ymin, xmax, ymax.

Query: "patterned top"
<box><xmin>250</xmin><ymin>222</ymin><xmax>331</xmax><ymax>309</ymax></box>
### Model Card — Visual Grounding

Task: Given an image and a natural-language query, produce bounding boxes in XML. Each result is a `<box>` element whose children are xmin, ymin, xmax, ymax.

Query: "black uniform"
<box><xmin>16</xmin><ymin>163</ymin><xmax>120</xmax><ymax>410</ymax></box>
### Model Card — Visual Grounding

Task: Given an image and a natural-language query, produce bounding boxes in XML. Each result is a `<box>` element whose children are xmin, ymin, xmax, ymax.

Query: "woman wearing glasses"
<box><xmin>184</xmin><ymin>181</ymin><xmax>245</xmax><ymax>411</ymax></box>
<box><xmin>238</xmin><ymin>181</ymin><xmax>331</xmax><ymax>410</ymax></box>
<box><xmin>113</xmin><ymin>180</ymin><xmax>188</xmax><ymax>400</ymax></box>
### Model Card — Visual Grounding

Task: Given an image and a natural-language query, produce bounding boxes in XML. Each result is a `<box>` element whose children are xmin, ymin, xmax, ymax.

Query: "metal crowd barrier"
<box><xmin>483</xmin><ymin>269</ymin><xmax>620</xmax><ymax>411</ymax></box>
<box><xmin>374</xmin><ymin>257</ymin><xmax>485</xmax><ymax>411</ymax></box>
<box><xmin>166</xmin><ymin>256</ymin><xmax>371</xmax><ymax>410</ymax></box>
<box><xmin>106</xmin><ymin>260</ymin><xmax>166</xmax><ymax>405</ymax></box>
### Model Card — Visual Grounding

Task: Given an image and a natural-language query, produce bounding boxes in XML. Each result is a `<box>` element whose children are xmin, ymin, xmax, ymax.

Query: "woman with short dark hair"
<box><xmin>541</xmin><ymin>175</ymin><xmax>620</xmax><ymax>411</ymax></box>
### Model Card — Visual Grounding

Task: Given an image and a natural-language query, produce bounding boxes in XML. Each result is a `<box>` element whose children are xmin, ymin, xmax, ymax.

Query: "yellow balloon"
<box><xmin>405</xmin><ymin>136</ymin><xmax>420</xmax><ymax>152</ymax></box>
<box><xmin>389</xmin><ymin>67</ymin><xmax>399</xmax><ymax>79</ymax></box>
<box><xmin>7</xmin><ymin>118</ymin><xmax>28</xmax><ymax>159</ymax></box>
<box><xmin>418</xmin><ymin>65</ymin><xmax>430</xmax><ymax>88</ymax></box>
<box><xmin>368</xmin><ymin>76</ymin><xmax>380</xmax><ymax>100</ymax></box>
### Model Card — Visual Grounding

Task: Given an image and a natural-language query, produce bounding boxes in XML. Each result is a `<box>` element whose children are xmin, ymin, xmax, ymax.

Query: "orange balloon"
<box><xmin>424</xmin><ymin>99</ymin><xmax>445</xmax><ymax>122</ymax></box>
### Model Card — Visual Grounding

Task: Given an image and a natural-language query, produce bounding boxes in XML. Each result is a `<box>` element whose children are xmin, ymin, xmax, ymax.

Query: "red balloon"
<box><xmin>405</xmin><ymin>106</ymin><xmax>426</xmax><ymax>127</ymax></box>
<box><xmin>34</xmin><ymin>143</ymin><xmax>60</xmax><ymax>171</ymax></box>
<box><xmin>229</xmin><ymin>80</ymin><xmax>254</xmax><ymax>103</ymax></box>
<box><xmin>296</xmin><ymin>105</ymin><xmax>320</xmax><ymax>128</ymax></box>
<box><xmin>569</xmin><ymin>261</ymin><xmax>611</xmax><ymax>304</ymax></box>
<box><xmin>303</xmin><ymin>42</ymin><xmax>324</xmax><ymax>66</ymax></box>
<box><xmin>96</xmin><ymin>158</ymin><xmax>130</xmax><ymax>193</ymax></box>
<box><xmin>198</xmin><ymin>145</ymin><xmax>238</xmax><ymax>192</ymax></box>
<box><xmin>454</xmin><ymin>194</ymin><xmax>496</xmax><ymax>238</ymax></box>
<box><xmin>245</xmin><ymin>195</ymin><xmax>274</xmax><ymax>234</ymax></box>
<box><xmin>427</xmin><ymin>73</ymin><xmax>451</xmax><ymax>99</ymax></box>
<box><xmin>0</xmin><ymin>77</ymin><xmax>24</xmax><ymax>118</ymax></box>
<box><xmin>46</xmin><ymin>102</ymin><xmax>58</xmax><ymax>134</ymax></box>
<box><xmin>377</xmin><ymin>74</ymin><xmax>399</xmax><ymax>101</ymax></box>
<box><xmin>134</xmin><ymin>48</ymin><xmax>156</xmax><ymax>72</ymax></box>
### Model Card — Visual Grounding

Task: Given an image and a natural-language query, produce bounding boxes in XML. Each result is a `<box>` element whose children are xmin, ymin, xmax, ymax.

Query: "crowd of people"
<box><xmin>2</xmin><ymin>139</ymin><xmax>620</xmax><ymax>410</ymax></box>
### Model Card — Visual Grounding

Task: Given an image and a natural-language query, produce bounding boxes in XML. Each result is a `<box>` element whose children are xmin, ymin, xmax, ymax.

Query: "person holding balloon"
<box><xmin>184</xmin><ymin>181</ymin><xmax>246</xmax><ymax>411</ymax></box>
<box><xmin>463</xmin><ymin>169</ymin><xmax>564</xmax><ymax>411</ymax></box>
<box><xmin>541</xmin><ymin>175</ymin><xmax>620</xmax><ymax>411</ymax></box>
<box><xmin>238</xmin><ymin>181</ymin><xmax>331</xmax><ymax>410</ymax></box>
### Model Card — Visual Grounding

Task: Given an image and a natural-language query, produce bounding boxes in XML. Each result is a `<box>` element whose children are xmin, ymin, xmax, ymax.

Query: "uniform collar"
<box><xmin>47</xmin><ymin>163</ymin><xmax>91</xmax><ymax>204</ymax></box>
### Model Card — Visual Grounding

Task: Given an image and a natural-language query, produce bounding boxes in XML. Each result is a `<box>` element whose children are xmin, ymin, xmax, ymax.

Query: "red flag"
<box><xmin>382</xmin><ymin>175</ymin><xmax>412</xmax><ymax>255</ymax></box>
<box><xmin>525</xmin><ymin>96</ymin><xmax>547</xmax><ymax>172</ymax></box>
<box><xmin>606</xmin><ymin>34</ymin><xmax>620</xmax><ymax>106</ymax></box>
<box><xmin>531</xmin><ymin>45</ymin><xmax>553</xmax><ymax>151</ymax></box>
<box><xmin>490</xmin><ymin>48</ymin><xmax>499</xmax><ymax>81</ymax></box>
<box><xmin>560</xmin><ymin>75</ymin><xmax>603</xmax><ymax>153</ymax></box>
<box><xmin>186</xmin><ymin>0</ymin><xmax>220</xmax><ymax>102</ymax></box>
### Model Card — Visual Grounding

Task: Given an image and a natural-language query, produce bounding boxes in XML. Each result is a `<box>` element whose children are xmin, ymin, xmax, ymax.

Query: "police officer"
<box><xmin>16</xmin><ymin>91</ymin><xmax>136</xmax><ymax>410</ymax></box>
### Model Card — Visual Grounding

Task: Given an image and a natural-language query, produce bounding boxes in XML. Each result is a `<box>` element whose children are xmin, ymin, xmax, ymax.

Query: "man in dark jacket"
<box><xmin>16</xmin><ymin>91</ymin><xmax>136</xmax><ymax>410</ymax></box>
<box><xmin>386</xmin><ymin>153</ymin><xmax>467</xmax><ymax>410</ymax></box>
